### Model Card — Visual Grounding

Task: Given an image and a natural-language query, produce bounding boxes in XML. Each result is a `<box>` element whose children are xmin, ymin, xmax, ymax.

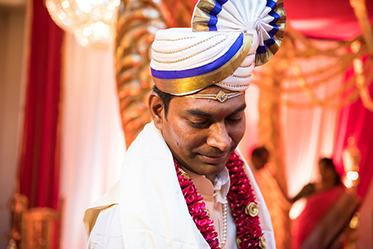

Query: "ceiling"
<box><xmin>285</xmin><ymin>0</ymin><xmax>373</xmax><ymax>40</ymax></box>
<box><xmin>0</xmin><ymin>0</ymin><xmax>372</xmax><ymax>41</ymax></box>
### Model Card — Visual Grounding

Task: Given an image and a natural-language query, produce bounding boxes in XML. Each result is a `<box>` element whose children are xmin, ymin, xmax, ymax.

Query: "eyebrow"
<box><xmin>186</xmin><ymin>103</ymin><xmax>247</xmax><ymax>117</ymax></box>
<box><xmin>231</xmin><ymin>103</ymin><xmax>247</xmax><ymax>115</ymax></box>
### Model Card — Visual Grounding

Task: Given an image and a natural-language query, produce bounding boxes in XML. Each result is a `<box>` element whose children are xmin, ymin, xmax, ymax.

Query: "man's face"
<box><xmin>157</xmin><ymin>86</ymin><xmax>246</xmax><ymax>180</ymax></box>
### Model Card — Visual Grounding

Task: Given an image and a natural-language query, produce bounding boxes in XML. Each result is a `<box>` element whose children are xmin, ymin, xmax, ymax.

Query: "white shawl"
<box><xmin>84</xmin><ymin>122</ymin><xmax>275</xmax><ymax>248</ymax></box>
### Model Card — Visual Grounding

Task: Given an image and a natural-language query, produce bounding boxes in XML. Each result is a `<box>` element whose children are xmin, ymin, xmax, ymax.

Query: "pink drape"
<box><xmin>333</xmin><ymin>71</ymin><xmax>373</xmax><ymax>199</ymax></box>
<box><xmin>17</xmin><ymin>0</ymin><xmax>63</xmax><ymax>209</ymax></box>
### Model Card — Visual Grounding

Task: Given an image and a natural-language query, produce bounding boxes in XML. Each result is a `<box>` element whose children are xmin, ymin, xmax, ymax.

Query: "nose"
<box><xmin>206</xmin><ymin>122</ymin><xmax>232</xmax><ymax>152</ymax></box>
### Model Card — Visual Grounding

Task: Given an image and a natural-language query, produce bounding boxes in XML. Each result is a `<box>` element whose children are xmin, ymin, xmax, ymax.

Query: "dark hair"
<box><xmin>251</xmin><ymin>146</ymin><xmax>269</xmax><ymax>159</ymax></box>
<box><xmin>152</xmin><ymin>85</ymin><xmax>175</xmax><ymax>118</ymax></box>
<box><xmin>319</xmin><ymin>157</ymin><xmax>341</xmax><ymax>186</ymax></box>
<box><xmin>251</xmin><ymin>146</ymin><xmax>269</xmax><ymax>170</ymax></box>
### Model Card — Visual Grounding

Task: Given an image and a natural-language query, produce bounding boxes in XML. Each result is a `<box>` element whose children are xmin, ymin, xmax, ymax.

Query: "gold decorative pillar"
<box><xmin>115</xmin><ymin>0</ymin><xmax>194</xmax><ymax>147</ymax></box>
<box><xmin>115</xmin><ymin>0</ymin><xmax>166</xmax><ymax>147</ymax></box>
<box><xmin>350</xmin><ymin>0</ymin><xmax>373</xmax><ymax>58</ymax></box>
<box><xmin>342</xmin><ymin>136</ymin><xmax>361</xmax><ymax>249</ymax></box>
<box><xmin>342</xmin><ymin>136</ymin><xmax>361</xmax><ymax>188</ymax></box>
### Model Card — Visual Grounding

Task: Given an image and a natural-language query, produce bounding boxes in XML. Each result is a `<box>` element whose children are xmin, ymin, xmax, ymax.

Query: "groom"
<box><xmin>84</xmin><ymin>0</ymin><xmax>286</xmax><ymax>248</ymax></box>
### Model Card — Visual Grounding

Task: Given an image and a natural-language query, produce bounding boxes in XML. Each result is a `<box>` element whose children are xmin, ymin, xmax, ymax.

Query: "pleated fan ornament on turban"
<box><xmin>150</xmin><ymin>0</ymin><xmax>286</xmax><ymax>96</ymax></box>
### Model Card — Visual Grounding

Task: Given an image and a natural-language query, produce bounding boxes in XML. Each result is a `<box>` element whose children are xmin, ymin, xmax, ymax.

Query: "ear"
<box><xmin>148</xmin><ymin>91</ymin><xmax>165</xmax><ymax>130</ymax></box>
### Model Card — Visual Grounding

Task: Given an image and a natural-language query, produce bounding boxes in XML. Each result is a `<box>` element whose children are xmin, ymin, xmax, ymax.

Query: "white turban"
<box><xmin>150</xmin><ymin>0</ymin><xmax>286</xmax><ymax>95</ymax></box>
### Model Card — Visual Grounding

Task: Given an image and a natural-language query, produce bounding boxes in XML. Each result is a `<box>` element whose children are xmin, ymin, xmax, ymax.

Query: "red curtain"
<box><xmin>285</xmin><ymin>0</ymin><xmax>373</xmax><ymax>200</ymax></box>
<box><xmin>17</xmin><ymin>0</ymin><xmax>63</xmax><ymax>209</ymax></box>
<box><xmin>333</xmin><ymin>68</ymin><xmax>373</xmax><ymax>199</ymax></box>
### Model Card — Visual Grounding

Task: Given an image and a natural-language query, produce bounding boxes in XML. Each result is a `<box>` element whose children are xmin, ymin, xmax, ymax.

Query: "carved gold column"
<box><xmin>342</xmin><ymin>136</ymin><xmax>361</xmax><ymax>249</ymax></box>
<box><xmin>350</xmin><ymin>0</ymin><xmax>373</xmax><ymax>57</ymax></box>
<box><xmin>115</xmin><ymin>0</ymin><xmax>165</xmax><ymax>147</ymax></box>
<box><xmin>115</xmin><ymin>0</ymin><xmax>194</xmax><ymax>147</ymax></box>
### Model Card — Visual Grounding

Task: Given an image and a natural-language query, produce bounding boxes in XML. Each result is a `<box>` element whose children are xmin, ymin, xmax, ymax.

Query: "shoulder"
<box><xmin>304</xmin><ymin>183</ymin><xmax>316</xmax><ymax>189</ymax></box>
<box><xmin>87</xmin><ymin>205</ymin><xmax>124</xmax><ymax>249</ymax></box>
<box><xmin>301</xmin><ymin>183</ymin><xmax>316</xmax><ymax>194</ymax></box>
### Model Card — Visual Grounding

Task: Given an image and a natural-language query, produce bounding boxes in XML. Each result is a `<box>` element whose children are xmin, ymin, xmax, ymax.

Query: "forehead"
<box><xmin>169</xmin><ymin>86</ymin><xmax>246</xmax><ymax>114</ymax></box>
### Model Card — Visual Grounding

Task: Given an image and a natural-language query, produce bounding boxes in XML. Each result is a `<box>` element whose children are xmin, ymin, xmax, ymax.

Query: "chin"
<box><xmin>204</xmin><ymin>162</ymin><xmax>227</xmax><ymax>175</ymax></box>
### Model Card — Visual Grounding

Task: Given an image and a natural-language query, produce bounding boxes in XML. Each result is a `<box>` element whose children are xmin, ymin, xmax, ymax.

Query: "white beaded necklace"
<box><xmin>220</xmin><ymin>202</ymin><xmax>228</xmax><ymax>248</ymax></box>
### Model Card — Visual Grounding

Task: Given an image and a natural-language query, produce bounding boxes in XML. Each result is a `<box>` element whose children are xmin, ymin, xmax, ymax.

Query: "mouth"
<box><xmin>200</xmin><ymin>153</ymin><xmax>228</xmax><ymax>164</ymax></box>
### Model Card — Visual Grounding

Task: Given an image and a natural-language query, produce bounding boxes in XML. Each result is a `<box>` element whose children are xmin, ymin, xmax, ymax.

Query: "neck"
<box><xmin>179</xmin><ymin>164</ymin><xmax>216</xmax><ymax>185</ymax></box>
<box><xmin>318</xmin><ymin>180</ymin><xmax>336</xmax><ymax>191</ymax></box>
<box><xmin>205</xmin><ymin>174</ymin><xmax>215</xmax><ymax>184</ymax></box>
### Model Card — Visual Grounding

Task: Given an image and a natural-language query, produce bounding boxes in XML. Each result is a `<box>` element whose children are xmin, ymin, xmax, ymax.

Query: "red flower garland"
<box><xmin>175</xmin><ymin>151</ymin><xmax>263</xmax><ymax>249</ymax></box>
<box><xmin>226</xmin><ymin>151</ymin><xmax>263</xmax><ymax>248</ymax></box>
<box><xmin>175</xmin><ymin>161</ymin><xmax>220</xmax><ymax>248</ymax></box>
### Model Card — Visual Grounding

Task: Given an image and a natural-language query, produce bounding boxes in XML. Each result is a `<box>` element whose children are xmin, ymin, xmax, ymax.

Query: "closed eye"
<box><xmin>226</xmin><ymin>111</ymin><xmax>244</xmax><ymax>124</ymax></box>
<box><xmin>188</xmin><ymin>120</ymin><xmax>210</xmax><ymax>129</ymax></box>
<box><xmin>226</xmin><ymin>117</ymin><xmax>243</xmax><ymax>124</ymax></box>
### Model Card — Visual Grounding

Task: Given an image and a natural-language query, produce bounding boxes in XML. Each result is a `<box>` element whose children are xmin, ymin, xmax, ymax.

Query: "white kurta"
<box><xmin>84</xmin><ymin>122</ymin><xmax>276</xmax><ymax>248</ymax></box>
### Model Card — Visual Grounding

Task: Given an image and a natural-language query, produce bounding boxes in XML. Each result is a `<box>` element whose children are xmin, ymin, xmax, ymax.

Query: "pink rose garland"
<box><xmin>226</xmin><ymin>151</ymin><xmax>263</xmax><ymax>248</ymax></box>
<box><xmin>175</xmin><ymin>161</ymin><xmax>220</xmax><ymax>249</ymax></box>
<box><xmin>175</xmin><ymin>151</ymin><xmax>263</xmax><ymax>249</ymax></box>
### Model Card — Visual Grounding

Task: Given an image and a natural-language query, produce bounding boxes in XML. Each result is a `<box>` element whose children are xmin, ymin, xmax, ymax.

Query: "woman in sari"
<box><xmin>291</xmin><ymin>158</ymin><xmax>359</xmax><ymax>249</ymax></box>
